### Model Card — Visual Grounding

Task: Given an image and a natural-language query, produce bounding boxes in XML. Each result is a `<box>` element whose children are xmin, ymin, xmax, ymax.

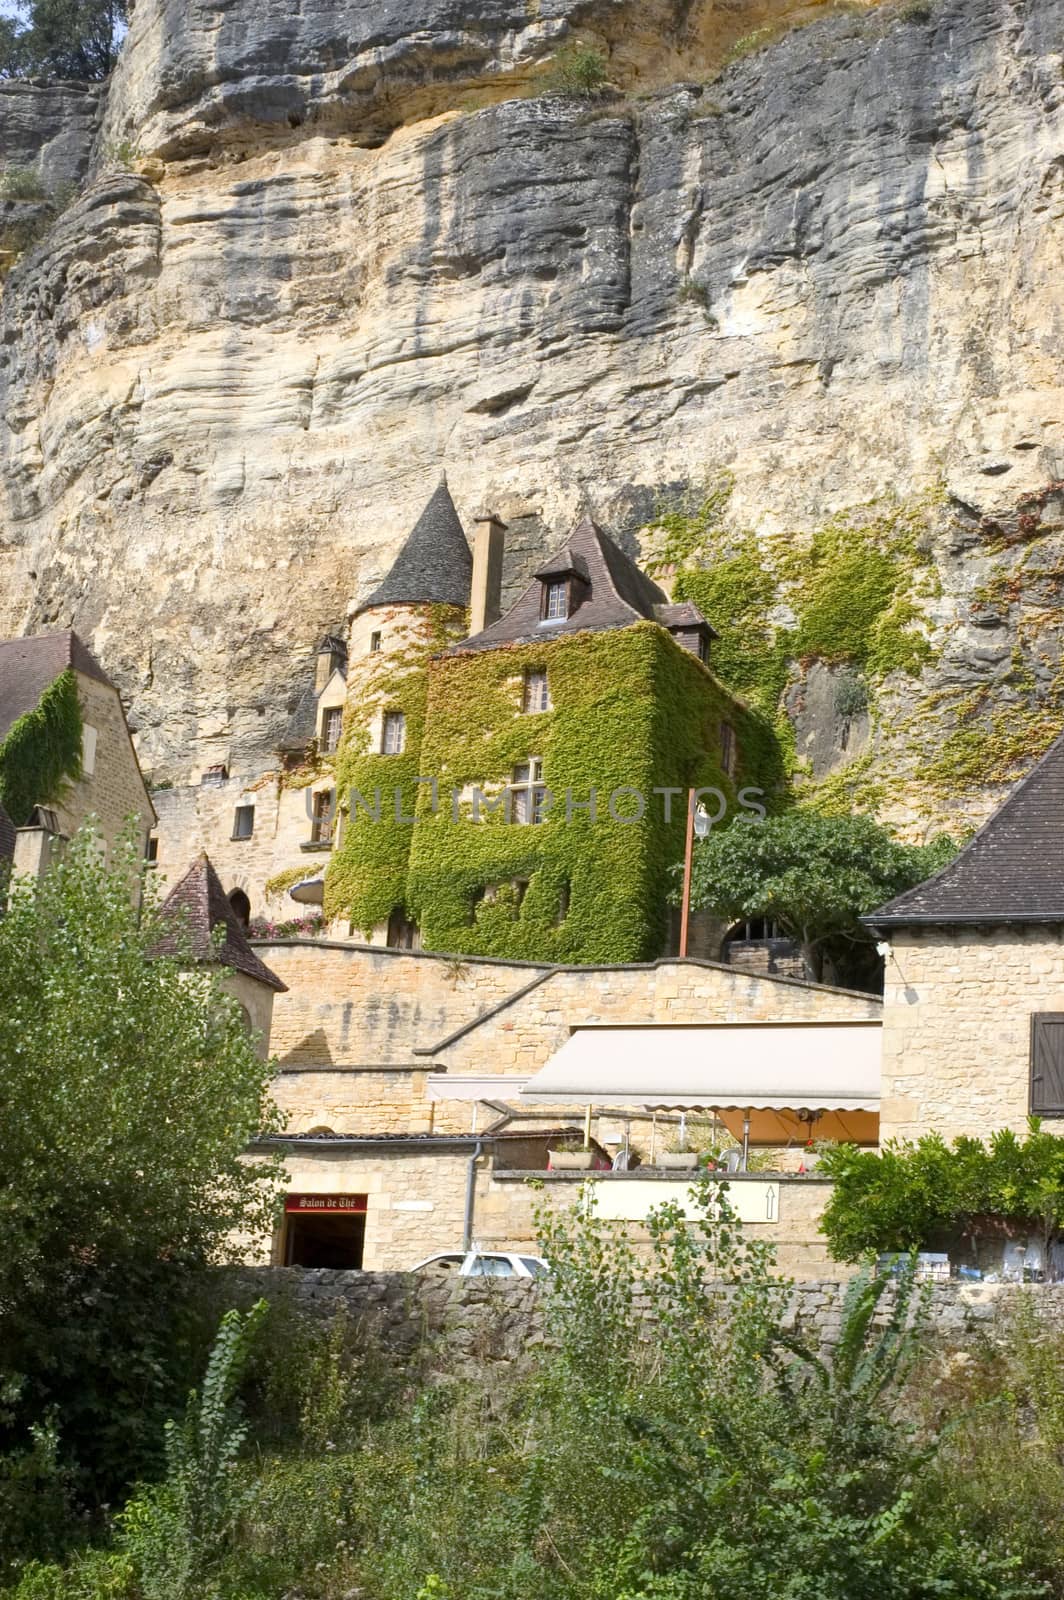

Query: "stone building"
<box><xmin>327</xmin><ymin>486</ymin><xmax>773</xmax><ymax>963</ymax></box>
<box><xmin>0</xmin><ymin>629</ymin><xmax>155</xmax><ymax>878</ymax></box>
<box><xmin>871</xmin><ymin>731</ymin><xmax>1064</xmax><ymax>1144</ymax></box>
<box><xmin>246</xmin><ymin>935</ymin><xmax>882</xmax><ymax>1276</ymax></box>
<box><xmin>156</xmin><ymin>853</ymin><xmax>287</xmax><ymax>1059</ymax></box>
<box><xmin>150</xmin><ymin>632</ymin><xmax>349</xmax><ymax>926</ymax></box>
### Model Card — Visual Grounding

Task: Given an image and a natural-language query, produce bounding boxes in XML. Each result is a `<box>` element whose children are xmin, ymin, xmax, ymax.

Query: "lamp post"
<box><xmin>679</xmin><ymin>790</ymin><xmax>711</xmax><ymax>959</ymax></box>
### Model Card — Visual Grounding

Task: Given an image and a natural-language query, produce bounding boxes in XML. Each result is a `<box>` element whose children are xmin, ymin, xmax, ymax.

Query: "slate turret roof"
<box><xmin>869</xmin><ymin>730</ymin><xmax>1064</xmax><ymax>927</ymax></box>
<box><xmin>448</xmin><ymin>517</ymin><xmax>715</xmax><ymax>654</ymax></box>
<box><xmin>355</xmin><ymin>479</ymin><xmax>473</xmax><ymax>616</ymax></box>
<box><xmin>0</xmin><ymin>629</ymin><xmax>112</xmax><ymax>742</ymax></box>
<box><xmin>156</xmin><ymin>853</ymin><xmax>288</xmax><ymax>991</ymax></box>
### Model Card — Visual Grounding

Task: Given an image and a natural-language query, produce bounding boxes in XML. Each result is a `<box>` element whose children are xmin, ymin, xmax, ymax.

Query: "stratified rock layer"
<box><xmin>0</xmin><ymin>0</ymin><xmax>1062</xmax><ymax>810</ymax></box>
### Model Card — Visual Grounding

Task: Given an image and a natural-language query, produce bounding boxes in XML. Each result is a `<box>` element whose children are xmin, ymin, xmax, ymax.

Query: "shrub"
<box><xmin>548</xmin><ymin>42</ymin><xmax>608</xmax><ymax>98</ymax></box>
<box><xmin>0</xmin><ymin>167</ymin><xmax>47</xmax><ymax>202</ymax></box>
<box><xmin>819</xmin><ymin>1125</ymin><xmax>1064</xmax><ymax>1261</ymax></box>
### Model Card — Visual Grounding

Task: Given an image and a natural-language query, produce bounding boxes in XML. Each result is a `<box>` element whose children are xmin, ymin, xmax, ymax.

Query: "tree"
<box><xmin>0</xmin><ymin>828</ymin><xmax>285</xmax><ymax>1560</ymax></box>
<box><xmin>0</xmin><ymin>0</ymin><xmax>126</xmax><ymax>82</ymax></box>
<box><xmin>687</xmin><ymin>810</ymin><xmax>956</xmax><ymax>989</ymax></box>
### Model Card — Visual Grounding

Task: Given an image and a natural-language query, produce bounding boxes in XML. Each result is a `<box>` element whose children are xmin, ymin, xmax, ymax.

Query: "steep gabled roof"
<box><xmin>0</xmin><ymin>629</ymin><xmax>113</xmax><ymax>742</ymax></box>
<box><xmin>869</xmin><ymin>731</ymin><xmax>1064</xmax><ymax>927</ymax></box>
<box><xmin>355</xmin><ymin>479</ymin><xmax>473</xmax><ymax>615</ymax></box>
<box><xmin>156</xmin><ymin>854</ymin><xmax>288</xmax><ymax>991</ymax></box>
<box><xmin>449</xmin><ymin>517</ymin><xmax>703</xmax><ymax>654</ymax></box>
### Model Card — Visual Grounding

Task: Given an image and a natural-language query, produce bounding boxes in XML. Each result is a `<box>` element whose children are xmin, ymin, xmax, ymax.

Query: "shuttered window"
<box><xmin>1030</xmin><ymin>1014</ymin><xmax>1064</xmax><ymax>1115</ymax></box>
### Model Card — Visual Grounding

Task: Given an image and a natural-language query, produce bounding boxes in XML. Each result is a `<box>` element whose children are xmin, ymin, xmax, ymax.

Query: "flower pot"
<box><xmin>657</xmin><ymin>1152</ymin><xmax>700</xmax><ymax>1170</ymax></box>
<box><xmin>548</xmin><ymin>1149</ymin><xmax>596</xmax><ymax>1170</ymax></box>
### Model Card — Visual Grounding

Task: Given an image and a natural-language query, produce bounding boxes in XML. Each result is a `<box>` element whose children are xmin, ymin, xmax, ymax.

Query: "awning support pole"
<box><xmin>583</xmin><ymin>1103</ymin><xmax>593</xmax><ymax>1150</ymax></box>
<box><xmin>742</xmin><ymin>1111</ymin><xmax>751</xmax><ymax>1172</ymax></box>
<box><xmin>679</xmin><ymin>788</ymin><xmax>696</xmax><ymax>958</ymax></box>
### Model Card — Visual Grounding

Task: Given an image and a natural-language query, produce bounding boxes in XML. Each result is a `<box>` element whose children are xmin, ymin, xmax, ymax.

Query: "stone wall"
<box><xmin>260</xmin><ymin>940</ymin><xmax>551</xmax><ymax>1067</ymax></box>
<box><xmin>234</xmin><ymin>1268</ymin><xmax>1064</xmax><ymax>1378</ymax></box>
<box><xmin>880</xmin><ymin>926</ymin><xmax>1064</xmax><ymax>1143</ymax></box>
<box><xmin>422</xmin><ymin>957</ymin><xmax>882</xmax><ymax>1076</ymax></box>
<box><xmin>52</xmin><ymin>670</ymin><xmax>154</xmax><ymax>862</ymax></box>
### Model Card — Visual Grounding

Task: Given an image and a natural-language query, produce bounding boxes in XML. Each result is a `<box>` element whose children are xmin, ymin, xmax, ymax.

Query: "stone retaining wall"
<box><xmin>235</xmin><ymin>1269</ymin><xmax>1064</xmax><ymax>1381</ymax></box>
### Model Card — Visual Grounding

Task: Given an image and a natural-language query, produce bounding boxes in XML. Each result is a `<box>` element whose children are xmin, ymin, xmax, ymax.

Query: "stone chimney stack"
<box><xmin>469</xmin><ymin>510</ymin><xmax>507</xmax><ymax>635</ymax></box>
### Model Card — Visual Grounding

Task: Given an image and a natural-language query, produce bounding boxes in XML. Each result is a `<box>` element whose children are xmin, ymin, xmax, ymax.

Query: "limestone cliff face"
<box><xmin>1</xmin><ymin>0</ymin><xmax>1063</xmax><ymax>820</ymax></box>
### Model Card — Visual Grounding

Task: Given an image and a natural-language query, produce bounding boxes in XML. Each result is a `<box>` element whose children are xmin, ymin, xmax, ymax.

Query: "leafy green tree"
<box><xmin>0</xmin><ymin>828</ymin><xmax>284</xmax><ymax>1561</ymax></box>
<box><xmin>0</xmin><ymin>0</ymin><xmax>126</xmax><ymax>82</ymax></box>
<box><xmin>688</xmin><ymin>810</ymin><xmax>955</xmax><ymax>988</ymax></box>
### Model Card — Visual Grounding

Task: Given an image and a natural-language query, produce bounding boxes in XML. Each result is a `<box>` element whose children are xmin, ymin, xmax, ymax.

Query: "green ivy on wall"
<box><xmin>401</xmin><ymin>623</ymin><xmax>780</xmax><ymax>964</ymax></box>
<box><xmin>324</xmin><ymin>605</ymin><xmax>468</xmax><ymax>930</ymax></box>
<box><xmin>0</xmin><ymin>668</ymin><xmax>83</xmax><ymax>826</ymax></box>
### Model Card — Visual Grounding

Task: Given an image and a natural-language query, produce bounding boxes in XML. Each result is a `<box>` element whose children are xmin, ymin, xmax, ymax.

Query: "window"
<box><xmin>719</xmin><ymin>721</ymin><xmax>737</xmax><ymax>779</ymax></box>
<box><xmin>145</xmin><ymin>835</ymin><xmax>159</xmax><ymax>865</ymax></box>
<box><xmin>386</xmin><ymin>908</ymin><xmax>420</xmax><ymax>950</ymax></box>
<box><xmin>310</xmin><ymin>789</ymin><xmax>334</xmax><ymax>845</ymax></box>
<box><xmin>697</xmin><ymin>633</ymin><xmax>709</xmax><ymax>664</ymax></box>
<box><xmin>523</xmin><ymin>669</ymin><xmax>551</xmax><ymax>714</ymax></box>
<box><xmin>81</xmin><ymin>724</ymin><xmax>98</xmax><ymax>776</ymax></box>
<box><xmin>232</xmin><ymin>804</ymin><xmax>254</xmax><ymax>840</ymax></box>
<box><xmin>511</xmin><ymin>759</ymin><xmax>547</xmax><ymax>825</ymax></box>
<box><xmin>381</xmin><ymin>711</ymin><xmax>406</xmax><ymax>755</ymax></box>
<box><xmin>555</xmin><ymin>880</ymin><xmax>571</xmax><ymax>925</ymax></box>
<box><xmin>1031</xmin><ymin>1014</ymin><xmax>1064</xmax><ymax>1115</ymax></box>
<box><xmin>321</xmin><ymin>707</ymin><xmax>343</xmax><ymax>754</ymax></box>
<box><xmin>512</xmin><ymin>877</ymin><xmax>529</xmax><ymax>909</ymax></box>
<box><xmin>369</xmin><ymin>631</ymin><xmax>382</xmax><ymax>654</ymax></box>
<box><xmin>542</xmin><ymin>580</ymin><xmax>569</xmax><ymax>622</ymax></box>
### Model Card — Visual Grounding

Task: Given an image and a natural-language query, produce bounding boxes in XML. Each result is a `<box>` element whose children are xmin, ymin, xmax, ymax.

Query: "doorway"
<box><xmin>283</xmin><ymin>1196</ymin><xmax>367</xmax><ymax>1268</ymax></box>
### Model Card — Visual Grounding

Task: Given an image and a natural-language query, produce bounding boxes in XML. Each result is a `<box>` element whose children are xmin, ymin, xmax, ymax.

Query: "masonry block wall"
<box><xmin>880</xmin><ymin>927</ymin><xmax>1064</xmax><ymax>1143</ymax></box>
<box><xmin>63</xmin><ymin>672</ymin><xmax>153</xmax><ymax>860</ymax></box>
<box><xmin>152</xmin><ymin>772</ymin><xmax>335</xmax><ymax>919</ymax></box>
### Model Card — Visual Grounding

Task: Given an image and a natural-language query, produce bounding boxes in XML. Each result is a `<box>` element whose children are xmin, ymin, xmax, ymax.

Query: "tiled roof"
<box><xmin>869</xmin><ymin>730</ymin><xmax>1064</xmax><ymax>926</ymax></box>
<box><xmin>156</xmin><ymin>854</ymin><xmax>288</xmax><ymax>991</ymax></box>
<box><xmin>0</xmin><ymin>629</ymin><xmax>112</xmax><ymax>742</ymax></box>
<box><xmin>654</xmin><ymin>601</ymin><xmax>718</xmax><ymax>638</ymax></box>
<box><xmin>0</xmin><ymin>799</ymin><xmax>14</xmax><ymax>863</ymax></box>
<box><xmin>448</xmin><ymin>517</ymin><xmax>708</xmax><ymax>654</ymax></box>
<box><xmin>355</xmin><ymin>479</ymin><xmax>473</xmax><ymax>615</ymax></box>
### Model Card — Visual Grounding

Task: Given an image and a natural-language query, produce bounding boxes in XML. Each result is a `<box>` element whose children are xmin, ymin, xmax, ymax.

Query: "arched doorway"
<box><xmin>228</xmin><ymin>888</ymin><xmax>251</xmax><ymax>930</ymax></box>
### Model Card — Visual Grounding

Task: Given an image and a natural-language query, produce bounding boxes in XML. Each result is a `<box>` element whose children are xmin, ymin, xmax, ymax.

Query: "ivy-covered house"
<box><xmin>0</xmin><ymin>630</ymin><xmax>155</xmax><ymax>877</ymax></box>
<box><xmin>327</xmin><ymin>502</ymin><xmax>776</xmax><ymax>964</ymax></box>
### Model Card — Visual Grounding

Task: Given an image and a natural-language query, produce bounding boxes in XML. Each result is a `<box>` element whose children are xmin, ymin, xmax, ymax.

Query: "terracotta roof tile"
<box><xmin>156</xmin><ymin>854</ymin><xmax>288</xmax><ymax>991</ymax></box>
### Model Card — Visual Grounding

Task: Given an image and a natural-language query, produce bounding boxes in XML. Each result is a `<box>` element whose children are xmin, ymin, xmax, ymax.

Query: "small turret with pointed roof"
<box><xmin>354</xmin><ymin>476</ymin><xmax>473</xmax><ymax>617</ymax></box>
<box><xmin>156</xmin><ymin>853</ymin><xmax>287</xmax><ymax>992</ymax></box>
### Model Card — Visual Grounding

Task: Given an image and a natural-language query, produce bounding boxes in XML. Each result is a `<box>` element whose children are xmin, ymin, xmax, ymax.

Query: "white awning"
<box><xmin>427</xmin><ymin>1075</ymin><xmax>532</xmax><ymax>1102</ymax></box>
<box><xmin>518</xmin><ymin>1022</ymin><xmax>881</xmax><ymax>1111</ymax></box>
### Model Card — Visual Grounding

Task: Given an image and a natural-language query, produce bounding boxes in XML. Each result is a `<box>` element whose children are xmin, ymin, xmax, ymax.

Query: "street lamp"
<box><xmin>679</xmin><ymin>791</ymin><xmax>711</xmax><ymax>959</ymax></box>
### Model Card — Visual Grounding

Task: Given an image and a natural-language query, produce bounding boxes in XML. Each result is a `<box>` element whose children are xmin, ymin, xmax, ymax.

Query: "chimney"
<box><xmin>470</xmin><ymin>511</ymin><xmax>507</xmax><ymax>635</ymax></box>
<box><xmin>315</xmin><ymin>634</ymin><xmax>346</xmax><ymax>693</ymax></box>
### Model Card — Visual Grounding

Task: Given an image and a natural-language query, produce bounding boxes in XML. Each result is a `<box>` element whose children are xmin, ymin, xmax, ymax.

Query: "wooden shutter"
<box><xmin>1029</xmin><ymin>1014</ymin><xmax>1064</xmax><ymax>1115</ymax></box>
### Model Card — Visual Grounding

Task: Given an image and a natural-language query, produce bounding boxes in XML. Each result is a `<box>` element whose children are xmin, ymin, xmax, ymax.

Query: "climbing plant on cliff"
<box><xmin>0</xmin><ymin>667</ymin><xmax>82</xmax><ymax>827</ymax></box>
<box><xmin>0</xmin><ymin>0</ymin><xmax>126</xmax><ymax>80</ymax></box>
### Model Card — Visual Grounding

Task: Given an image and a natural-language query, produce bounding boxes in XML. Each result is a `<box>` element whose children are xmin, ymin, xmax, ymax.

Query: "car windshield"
<box><xmin>467</xmin><ymin>1255</ymin><xmax>514</xmax><ymax>1277</ymax></box>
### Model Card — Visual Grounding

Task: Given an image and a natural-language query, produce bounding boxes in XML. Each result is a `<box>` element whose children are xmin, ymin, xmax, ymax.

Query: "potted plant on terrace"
<box><xmin>547</xmin><ymin>1138</ymin><xmax>597</xmax><ymax>1171</ymax></box>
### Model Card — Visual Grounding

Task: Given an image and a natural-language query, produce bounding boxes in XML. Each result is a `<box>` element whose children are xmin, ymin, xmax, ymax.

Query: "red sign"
<box><xmin>285</xmin><ymin>1194</ymin><xmax>368</xmax><ymax>1214</ymax></box>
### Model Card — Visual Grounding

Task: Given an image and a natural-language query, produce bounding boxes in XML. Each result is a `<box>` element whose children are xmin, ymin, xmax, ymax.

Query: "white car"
<box><xmin>411</xmin><ymin>1249</ymin><xmax>550</xmax><ymax>1280</ymax></box>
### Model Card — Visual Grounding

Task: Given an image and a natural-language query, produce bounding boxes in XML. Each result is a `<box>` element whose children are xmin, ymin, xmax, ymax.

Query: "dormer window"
<box><xmin>543</xmin><ymin>580</ymin><xmax>569</xmax><ymax>622</ymax></box>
